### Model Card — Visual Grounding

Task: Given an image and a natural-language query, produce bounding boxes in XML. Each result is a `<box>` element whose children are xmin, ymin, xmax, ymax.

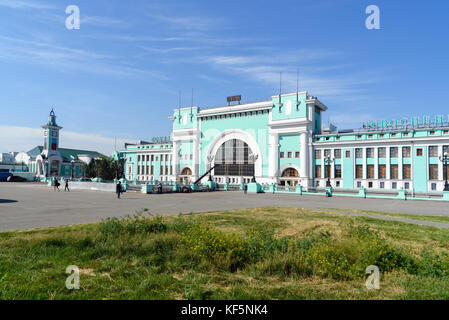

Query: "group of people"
<box><xmin>52</xmin><ymin>178</ymin><xmax>70</xmax><ymax>192</ymax></box>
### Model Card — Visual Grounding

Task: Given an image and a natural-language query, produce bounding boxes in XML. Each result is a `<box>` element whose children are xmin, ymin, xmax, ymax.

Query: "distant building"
<box><xmin>0</xmin><ymin>110</ymin><xmax>104</xmax><ymax>179</ymax></box>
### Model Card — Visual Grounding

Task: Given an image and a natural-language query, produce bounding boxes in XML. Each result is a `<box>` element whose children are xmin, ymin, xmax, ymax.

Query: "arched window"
<box><xmin>214</xmin><ymin>139</ymin><xmax>255</xmax><ymax>176</ymax></box>
<box><xmin>181</xmin><ymin>167</ymin><xmax>192</xmax><ymax>175</ymax></box>
<box><xmin>281</xmin><ymin>168</ymin><xmax>299</xmax><ymax>177</ymax></box>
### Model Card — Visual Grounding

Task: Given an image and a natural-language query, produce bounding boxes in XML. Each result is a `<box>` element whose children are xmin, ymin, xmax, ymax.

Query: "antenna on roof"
<box><xmin>278</xmin><ymin>72</ymin><xmax>282</xmax><ymax>111</ymax></box>
<box><xmin>296</xmin><ymin>68</ymin><xmax>300</xmax><ymax>109</ymax></box>
<box><xmin>190</xmin><ymin>88</ymin><xmax>194</xmax><ymax>121</ymax></box>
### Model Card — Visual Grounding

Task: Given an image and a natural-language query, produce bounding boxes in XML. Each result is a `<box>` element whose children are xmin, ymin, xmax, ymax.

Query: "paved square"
<box><xmin>1</xmin><ymin>182</ymin><xmax>449</xmax><ymax>231</ymax></box>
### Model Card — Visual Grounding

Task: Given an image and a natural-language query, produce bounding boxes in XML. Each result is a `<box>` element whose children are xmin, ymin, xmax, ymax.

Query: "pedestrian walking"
<box><xmin>54</xmin><ymin>178</ymin><xmax>60</xmax><ymax>192</ymax></box>
<box><xmin>244</xmin><ymin>183</ymin><xmax>248</xmax><ymax>194</ymax></box>
<box><xmin>64</xmin><ymin>179</ymin><xmax>70</xmax><ymax>192</ymax></box>
<box><xmin>116</xmin><ymin>181</ymin><xmax>122</xmax><ymax>199</ymax></box>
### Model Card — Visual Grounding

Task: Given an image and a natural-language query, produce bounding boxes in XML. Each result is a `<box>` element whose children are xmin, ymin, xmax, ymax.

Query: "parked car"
<box><xmin>7</xmin><ymin>175</ymin><xmax>27</xmax><ymax>182</ymax></box>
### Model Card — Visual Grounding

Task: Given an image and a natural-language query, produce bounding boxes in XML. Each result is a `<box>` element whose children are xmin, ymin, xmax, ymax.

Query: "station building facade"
<box><xmin>121</xmin><ymin>91</ymin><xmax>449</xmax><ymax>193</ymax></box>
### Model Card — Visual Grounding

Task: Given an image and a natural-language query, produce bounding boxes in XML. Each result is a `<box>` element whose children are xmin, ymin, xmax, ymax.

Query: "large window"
<box><xmin>334</xmin><ymin>149</ymin><xmax>341</xmax><ymax>159</ymax></box>
<box><xmin>355</xmin><ymin>148</ymin><xmax>363</xmax><ymax>158</ymax></box>
<box><xmin>390</xmin><ymin>164</ymin><xmax>398</xmax><ymax>179</ymax></box>
<box><xmin>214</xmin><ymin>139</ymin><xmax>255</xmax><ymax>176</ymax></box>
<box><xmin>429</xmin><ymin>146</ymin><xmax>438</xmax><ymax>157</ymax></box>
<box><xmin>367</xmin><ymin>165</ymin><xmax>374</xmax><ymax>179</ymax></box>
<box><xmin>282</xmin><ymin>168</ymin><xmax>299</xmax><ymax>177</ymax></box>
<box><xmin>315</xmin><ymin>165</ymin><xmax>321</xmax><ymax>178</ymax></box>
<box><xmin>378</xmin><ymin>147</ymin><xmax>386</xmax><ymax>158</ymax></box>
<box><xmin>356</xmin><ymin>165</ymin><xmax>363</xmax><ymax>179</ymax></box>
<box><xmin>315</xmin><ymin>150</ymin><xmax>321</xmax><ymax>159</ymax></box>
<box><xmin>378</xmin><ymin>165</ymin><xmax>386</xmax><ymax>179</ymax></box>
<box><xmin>429</xmin><ymin>164</ymin><xmax>439</xmax><ymax>180</ymax></box>
<box><xmin>390</xmin><ymin>147</ymin><xmax>398</xmax><ymax>158</ymax></box>
<box><xmin>403</xmin><ymin>164</ymin><xmax>411</xmax><ymax>180</ymax></box>
<box><xmin>366</xmin><ymin>148</ymin><xmax>374</xmax><ymax>158</ymax></box>
<box><xmin>402</xmin><ymin>147</ymin><xmax>411</xmax><ymax>158</ymax></box>
<box><xmin>335</xmin><ymin>165</ymin><xmax>342</xmax><ymax>178</ymax></box>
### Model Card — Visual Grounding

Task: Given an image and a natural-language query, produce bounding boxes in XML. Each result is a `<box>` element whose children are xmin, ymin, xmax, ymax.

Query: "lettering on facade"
<box><xmin>362</xmin><ymin>115</ymin><xmax>449</xmax><ymax>130</ymax></box>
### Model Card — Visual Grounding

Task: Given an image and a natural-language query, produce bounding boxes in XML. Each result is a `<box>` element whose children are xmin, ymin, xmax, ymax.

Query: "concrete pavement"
<box><xmin>1</xmin><ymin>182</ymin><xmax>449</xmax><ymax>231</ymax></box>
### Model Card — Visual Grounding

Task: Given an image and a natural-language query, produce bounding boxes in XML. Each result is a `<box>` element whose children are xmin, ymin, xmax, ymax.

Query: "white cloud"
<box><xmin>0</xmin><ymin>126</ymin><xmax>132</xmax><ymax>156</ymax></box>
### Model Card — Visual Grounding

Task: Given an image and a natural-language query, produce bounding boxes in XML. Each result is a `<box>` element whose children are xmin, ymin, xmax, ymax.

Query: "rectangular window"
<box><xmin>402</xmin><ymin>147</ymin><xmax>411</xmax><ymax>158</ymax></box>
<box><xmin>444</xmin><ymin>146</ymin><xmax>449</xmax><ymax>154</ymax></box>
<box><xmin>378</xmin><ymin>165</ymin><xmax>386</xmax><ymax>179</ymax></box>
<box><xmin>403</xmin><ymin>164</ymin><xmax>411</xmax><ymax>180</ymax></box>
<box><xmin>356</xmin><ymin>165</ymin><xmax>363</xmax><ymax>179</ymax></box>
<box><xmin>324</xmin><ymin>149</ymin><xmax>331</xmax><ymax>157</ymax></box>
<box><xmin>345</xmin><ymin>150</ymin><xmax>351</xmax><ymax>158</ymax></box>
<box><xmin>160</xmin><ymin>166</ymin><xmax>164</xmax><ymax>175</ymax></box>
<box><xmin>151</xmin><ymin>155</ymin><xmax>154</xmax><ymax>161</ymax></box>
<box><xmin>334</xmin><ymin>149</ymin><xmax>341</xmax><ymax>159</ymax></box>
<box><xmin>431</xmin><ymin>183</ymin><xmax>437</xmax><ymax>191</ymax></box>
<box><xmin>380</xmin><ymin>182</ymin><xmax>385</xmax><ymax>189</ymax></box>
<box><xmin>335</xmin><ymin>165</ymin><xmax>342</xmax><ymax>178</ymax></box>
<box><xmin>368</xmin><ymin>181</ymin><xmax>373</xmax><ymax>188</ymax></box>
<box><xmin>378</xmin><ymin>147</ymin><xmax>386</xmax><ymax>158</ymax></box>
<box><xmin>295</xmin><ymin>151</ymin><xmax>300</xmax><ymax>158</ymax></box>
<box><xmin>367</xmin><ymin>165</ymin><xmax>374</xmax><ymax>179</ymax></box>
<box><xmin>429</xmin><ymin>164</ymin><xmax>438</xmax><ymax>180</ymax></box>
<box><xmin>287</xmin><ymin>152</ymin><xmax>292</xmax><ymax>158</ymax></box>
<box><xmin>324</xmin><ymin>165</ymin><xmax>331</xmax><ymax>179</ymax></box>
<box><xmin>390</xmin><ymin>147</ymin><xmax>398</xmax><ymax>158</ymax></box>
<box><xmin>280</xmin><ymin>152</ymin><xmax>285</xmax><ymax>158</ymax></box>
<box><xmin>355</xmin><ymin>148</ymin><xmax>363</xmax><ymax>158</ymax></box>
<box><xmin>315</xmin><ymin>165</ymin><xmax>321</xmax><ymax>178</ymax></box>
<box><xmin>429</xmin><ymin>146</ymin><xmax>438</xmax><ymax>157</ymax></box>
<box><xmin>417</xmin><ymin>148</ymin><xmax>423</xmax><ymax>156</ymax></box>
<box><xmin>137</xmin><ymin>155</ymin><xmax>141</xmax><ymax>162</ymax></box>
<box><xmin>315</xmin><ymin>150</ymin><xmax>321</xmax><ymax>159</ymax></box>
<box><xmin>366</xmin><ymin>148</ymin><xmax>374</xmax><ymax>158</ymax></box>
<box><xmin>357</xmin><ymin>181</ymin><xmax>362</xmax><ymax>188</ymax></box>
<box><xmin>151</xmin><ymin>166</ymin><xmax>154</xmax><ymax>175</ymax></box>
<box><xmin>390</xmin><ymin>164</ymin><xmax>398</xmax><ymax>179</ymax></box>
<box><xmin>392</xmin><ymin>182</ymin><xmax>397</xmax><ymax>189</ymax></box>
<box><xmin>404</xmin><ymin>182</ymin><xmax>410</xmax><ymax>189</ymax></box>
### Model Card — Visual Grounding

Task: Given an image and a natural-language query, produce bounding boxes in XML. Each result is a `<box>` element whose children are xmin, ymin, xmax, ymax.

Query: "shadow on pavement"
<box><xmin>0</xmin><ymin>199</ymin><xmax>18</xmax><ymax>204</ymax></box>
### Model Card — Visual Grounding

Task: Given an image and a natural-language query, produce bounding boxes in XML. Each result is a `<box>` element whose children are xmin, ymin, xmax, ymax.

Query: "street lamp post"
<box><xmin>439</xmin><ymin>151</ymin><xmax>449</xmax><ymax>192</ymax></box>
<box><xmin>324</xmin><ymin>154</ymin><xmax>334</xmax><ymax>187</ymax></box>
<box><xmin>207</xmin><ymin>155</ymin><xmax>214</xmax><ymax>181</ymax></box>
<box><xmin>249</xmin><ymin>153</ymin><xmax>258</xmax><ymax>183</ymax></box>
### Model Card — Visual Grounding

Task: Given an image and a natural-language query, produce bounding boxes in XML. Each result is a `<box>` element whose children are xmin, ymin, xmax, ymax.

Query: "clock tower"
<box><xmin>42</xmin><ymin>109</ymin><xmax>62</xmax><ymax>157</ymax></box>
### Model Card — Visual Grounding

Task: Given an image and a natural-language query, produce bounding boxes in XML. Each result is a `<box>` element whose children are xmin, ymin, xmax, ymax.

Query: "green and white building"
<box><xmin>3</xmin><ymin>110</ymin><xmax>104</xmax><ymax>179</ymax></box>
<box><xmin>121</xmin><ymin>91</ymin><xmax>449</xmax><ymax>193</ymax></box>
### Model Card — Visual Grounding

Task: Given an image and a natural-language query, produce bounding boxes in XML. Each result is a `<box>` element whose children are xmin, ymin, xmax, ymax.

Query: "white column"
<box><xmin>362</xmin><ymin>147</ymin><xmax>367</xmax><ymax>179</ymax></box>
<box><xmin>386</xmin><ymin>147</ymin><xmax>391</xmax><ymax>180</ymax></box>
<box><xmin>268</xmin><ymin>132</ymin><xmax>279</xmax><ymax>179</ymax></box>
<box><xmin>438</xmin><ymin>145</ymin><xmax>444</xmax><ymax>181</ymax></box>
<box><xmin>173</xmin><ymin>141</ymin><xmax>179</xmax><ymax>177</ymax></box>
<box><xmin>300</xmin><ymin>132</ymin><xmax>309</xmax><ymax>179</ymax></box>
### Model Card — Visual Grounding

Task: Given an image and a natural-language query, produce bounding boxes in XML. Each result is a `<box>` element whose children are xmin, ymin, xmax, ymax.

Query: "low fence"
<box><xmin>66</xmin><ymin>181</ymin><xmax>116</xmax><ymax>192</ymax></box>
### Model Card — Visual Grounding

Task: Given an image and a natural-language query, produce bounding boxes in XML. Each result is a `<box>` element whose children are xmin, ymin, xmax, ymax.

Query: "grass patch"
<box><xmin>1</xmin><ymin>207</ymin><xmax>449</xmax><ymax>300</ymax></box>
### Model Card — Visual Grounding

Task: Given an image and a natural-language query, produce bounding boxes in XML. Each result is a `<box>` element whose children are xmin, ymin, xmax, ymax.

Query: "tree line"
<box><xmin>83</xmin><ymin>156</ymin><xmax>125</xmax><ymax>181</ymax></box>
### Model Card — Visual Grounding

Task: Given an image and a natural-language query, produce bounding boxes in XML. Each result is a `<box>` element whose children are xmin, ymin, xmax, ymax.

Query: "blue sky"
<box><xmin>0</xmin><ymin>0</ymin><xmax>448</xmax><ymax>154</ymax></box>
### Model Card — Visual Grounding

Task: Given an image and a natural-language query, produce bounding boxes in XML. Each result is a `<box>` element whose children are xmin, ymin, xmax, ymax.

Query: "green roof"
<box><xmin>28</xmin><ymin>146</ymin><xmax>104</xmax><ymax>162</ymax></box>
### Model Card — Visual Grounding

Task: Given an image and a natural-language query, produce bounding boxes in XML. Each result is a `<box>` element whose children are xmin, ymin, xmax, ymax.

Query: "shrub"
<box><xmin>98</xmin><ymin>211</ymin><xmax>167</xmax><ymax>240</ymax></box>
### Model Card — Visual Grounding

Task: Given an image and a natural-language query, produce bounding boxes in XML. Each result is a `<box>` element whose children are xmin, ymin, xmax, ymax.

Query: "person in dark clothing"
<box><xmin>116</xmin><ymin>181</ymin><xmax>122</xmax><ymax>199</ymax></box>
<box><xmin>64</xmin><ymin>179</ymin><xmax>70</xmax><ymax>192</ymax></box>
<box><xmin>244</xmin><ymin>183</ymin><xmax>248</xmax><ymax>194</ymax></box>
<box><xmin>54</xmin><ymin>178</ymin><xmax>60</xmax><ymax>192</ymax></box>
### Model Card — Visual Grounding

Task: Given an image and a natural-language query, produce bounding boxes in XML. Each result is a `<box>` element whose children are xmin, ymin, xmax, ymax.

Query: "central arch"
<box><xmin>206</xmin><ymin>129</ymin><xmax>263</xmax><ymax>178</ymax></box>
